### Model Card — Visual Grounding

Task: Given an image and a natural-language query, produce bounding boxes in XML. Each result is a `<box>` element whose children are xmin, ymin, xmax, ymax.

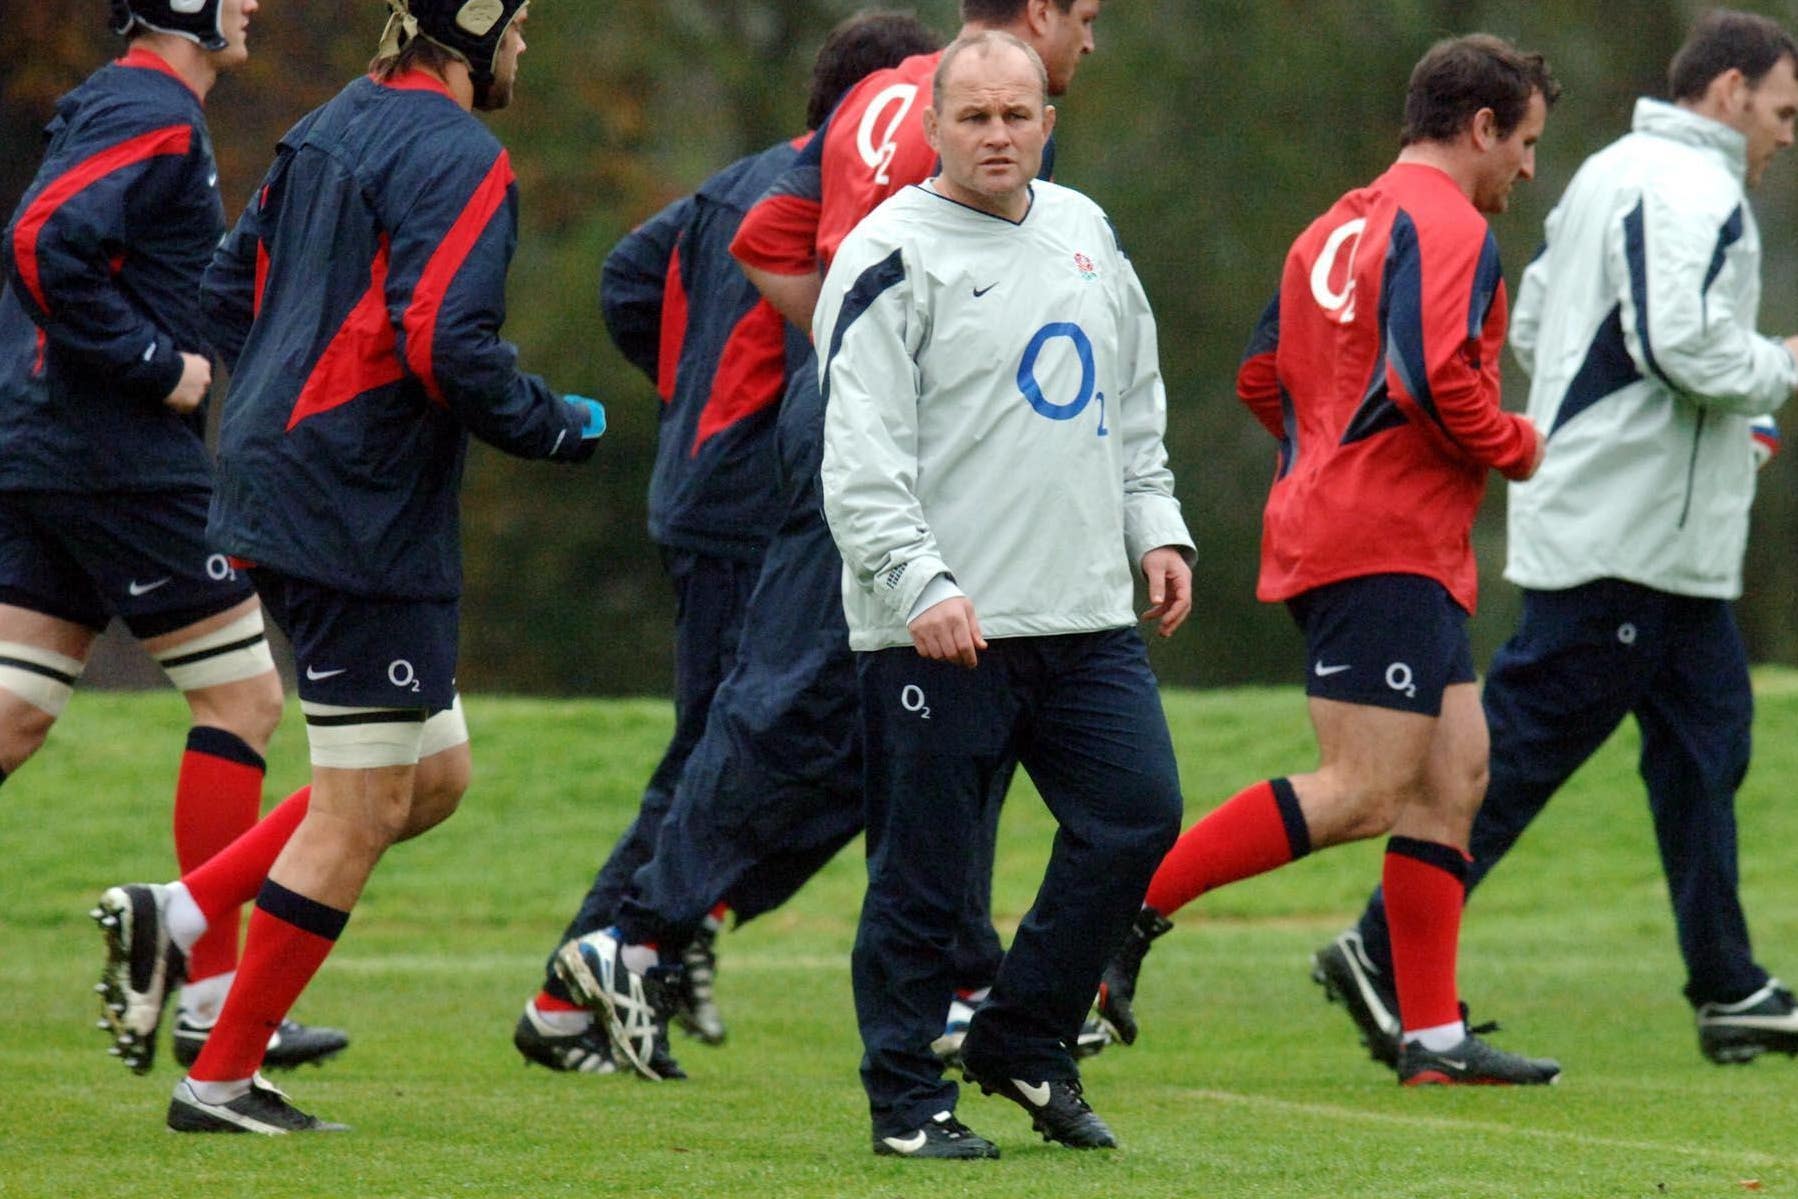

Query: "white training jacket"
<box><xmin>1507</xmin><ymin>98</ymin><xmax>1795</xmax><ymax>598</ymax></box>
<box><xmin>817</xmin><ymin>180</ymin><xmax>1194</xmax><ymax>652</ymax></box>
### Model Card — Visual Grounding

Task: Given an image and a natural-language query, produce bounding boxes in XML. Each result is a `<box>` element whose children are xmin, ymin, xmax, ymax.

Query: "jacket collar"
<box><xmin>1632</xmin><ymin>97</ymin><xmax>1747</xmax><ymax>181</ymax></box>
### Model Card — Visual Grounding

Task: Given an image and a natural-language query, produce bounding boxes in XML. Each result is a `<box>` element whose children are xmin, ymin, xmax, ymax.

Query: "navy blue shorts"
<box><xmin>0</xmin><ymin>488</ymin><xmax>254</xmax><ymax>637</ymax></box>
<box><xmin>1286</xmin><ymin>573</ymin><xmax>1474</xmax><ymax>716</ymax></box>
<box><xmin>251</xmin><ymin>568</ymin><xmax>458</xmax><ymax>713</ymax></box>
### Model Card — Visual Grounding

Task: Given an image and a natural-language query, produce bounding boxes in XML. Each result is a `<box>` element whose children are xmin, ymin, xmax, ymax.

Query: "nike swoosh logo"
<box><xmin>1313</xmin><ymin>662</ymin><xmax>1352</xmax><ymax>677</ymax></box>
<box><xmin>1437</xmin><ymin>1058</ymin><xmax>1468</xmax><ymax>1071</ymax></box>
<box><xmin>972</xmin><ymin>283</ymin><xmax>998</xmax><ymax>298</ymax></box>
<box><xmin>127</xmin><ymin>577</ymin><xmax>171</xmax><ymax>596</ymax></box>
<box><xmin>305</xmin><ymin>666</ymin><xmax>347</xmax><ymax>681</ymax></box>
<box><xmin>1013</xmin><ymin>1079</ymin><xmax>1051</xmax><ymax>1107</ymax></box>
<box><xmin>207</xmin><ymin>170</ymin><xmax>219</xmax><ymax>187</ymax></box>
<box><xmin>881</xmin><ymin>1131</ymin><xmax>927</xmax><ymax>1153</ymax></box>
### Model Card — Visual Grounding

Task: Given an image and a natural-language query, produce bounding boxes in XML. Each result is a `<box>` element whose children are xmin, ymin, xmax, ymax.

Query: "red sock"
<box><xmin>1383</xmin><ymin>837</ymin><xmax>1469</xmax><ymax>1032</ymax></box>
<box><xmin>183</xmin><ymin>787</ymin><xmax>310</xmax><ymax>926</ymax></box>
<box><xmin>188</xmin><ymin>880</ymin><xmax>347</xmax><ymax>1083</ymax></box>
<box><xmin>533</xmin><ymin>990</ymin><xmax>585</xmax><ymax>1014</ymax></box>
<box><xmin>173</xmin><ymin>729</ymin><xmax>265</xmax><ymax>983</ymax></box>
<box><xmin>1143</xmin><ymin>778</ymin><xmax>1310</xmax><ymax>916</ymax></box>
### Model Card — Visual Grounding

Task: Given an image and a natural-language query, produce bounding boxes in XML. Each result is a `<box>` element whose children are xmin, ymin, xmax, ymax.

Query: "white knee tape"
<box><xmin>418</xmin><ymin>694</ymin><xmax>469</xmax><ymax>759</ymax></box>
<box><xmin>155</xmin><ymin>610</ymin><xmax>276</xmax><ymax>692</ymax></box>
<box><xmin>0</xmin><ymin>641</ymin><xmax>85</xmax><ymax>717</ymax></box>
<box><xmin>302</xmin><ymin>701</ymin><xmax>427</xmax><ymax>769</ymax></box>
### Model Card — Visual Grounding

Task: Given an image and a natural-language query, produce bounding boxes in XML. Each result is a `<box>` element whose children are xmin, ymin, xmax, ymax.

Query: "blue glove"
<box><xmin>568</xmin><ymin>395</ymin><xmax>606</xmax><ymax>441</ymax></box>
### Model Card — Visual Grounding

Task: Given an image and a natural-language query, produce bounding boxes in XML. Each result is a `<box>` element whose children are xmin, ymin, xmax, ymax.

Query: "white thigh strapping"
<box><xmin>154</xmin><ymin>610</ymin><xmax>276</xmax><ymax>692</ymax></box>
<box><xmin>301</xmin><ymin>701</ymin><xmax>427</xmax><ymax>769</ymax></box>
<box><xmin>0</xmin><ymin>640</ymin><xmax>85</xmax><ymax>716</ymax></box>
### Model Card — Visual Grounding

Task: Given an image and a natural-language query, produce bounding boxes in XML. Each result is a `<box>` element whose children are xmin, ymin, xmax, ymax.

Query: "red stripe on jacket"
<box><xmin>12</xmin><ymin>124</ymin><xmax>193</xmax><ymax>313</ymax></box>
<box><xmin>252</xmin><ymin>184</ymin><xmax>271</xmax><ymax>318</ymax></box>
<box><xmin>656</xmin><ymin>242</ymin><xmax>689</xmax><ymax>403</ymax></box>
<box><xmin>286</xmin><ymin>237</ymin><xmax>404</xmax><ymax>429</ymax></box>
<box><xmin>692</xmin><ymin>300</ymin><xmax>786</xmax><ymax>455</ymax></box>
<box><xmin>402</xmin><ymin>151</ymin><xmax>515</xmax><ymax>405</ymax></box>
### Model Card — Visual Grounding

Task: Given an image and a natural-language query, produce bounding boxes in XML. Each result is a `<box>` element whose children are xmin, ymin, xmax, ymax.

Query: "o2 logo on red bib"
<box><xmin>1310</xmin><ymin>217</ymin><xmax>1367</xmax><ymax>324</ymax></box>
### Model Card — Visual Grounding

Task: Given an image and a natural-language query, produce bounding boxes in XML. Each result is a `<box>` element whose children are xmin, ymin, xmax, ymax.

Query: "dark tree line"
<box><xmin>7</xmin><ymin>1</ymin><xmax>1795</xmax><ymax>695</ymax></box>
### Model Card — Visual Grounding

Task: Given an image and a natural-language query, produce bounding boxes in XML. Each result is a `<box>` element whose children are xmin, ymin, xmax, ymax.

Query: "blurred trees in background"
<box><xmin>6</xmin><ymin>1</ymin><xmax>1796</xmax><ymax>696</ymax></box>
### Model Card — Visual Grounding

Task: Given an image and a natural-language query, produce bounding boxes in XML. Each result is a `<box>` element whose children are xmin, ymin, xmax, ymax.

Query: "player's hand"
<box><xmin>1139</xmin><ymin>546</ymin><xmax>1192</xmax><ymax>638</ymax></box>
<box><xmin>1516</xmin><ymin>417</ymin><xmax>1546</xmax><ymax>480</ymax></box>
<box><xmin>568</xmin><ymin>395</ymin><xmax>606</xmax><ymax>440</ymax></box>
<box><xmin>909</xmin><ymin>596</ymin><xmax>986</xmax><ymax>669</ymax></box>
<box><xmin>163</xmin><ymin>352</ymin><xmax>212</xmax><ymax>415</ymax></box>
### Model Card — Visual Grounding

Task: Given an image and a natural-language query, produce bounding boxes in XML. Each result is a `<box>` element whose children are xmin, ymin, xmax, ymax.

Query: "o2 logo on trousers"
<box><xmin>901</xmin><ymin>684</ymin><xmax>931</xmax><ymax>720</ymax></box>
<box><xmin>389</xmin><ymin>659</ymin><xmax>421</xmax><ymax>693</ymax></box>
<box><xmin>1018</xmin><ymin>322</ymin><xmax>1107</xmax><ymax>437</ymax></box>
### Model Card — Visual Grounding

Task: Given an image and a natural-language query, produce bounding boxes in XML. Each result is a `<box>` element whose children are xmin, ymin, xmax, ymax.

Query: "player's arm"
<box><xmin>1507</xmin><ymin>241</ymin><xmax>1550</xmax><ymax>378</ymax></box>
<box><xmin>1110</xmin><ymin>249</ymin><xmax>1196</xmax><ymax>637</ymax></box>
<box><xmin>386</xmin><ymin>144</ymin><xmax>591</xmax><ymax>463</ymax></box>
<box><xmin>1397</xmin><ymin>225</ymin><xmax>1538</xmax><ymax>479</ymax></box>
<box><xmin>1236</xmin><ymin>291</ymin><xmax>1286</xmax><ymax>440</ymax></box>
<box><xmin>203</xmin><ymin>158</ymin><xmax>288</xmax><ymax>374</ymax></box>
<box><xmin>816</xmin><ymin>239</ymin><xmax>959</xmax><ymax>629</ymax></box>
<box><xmin>600</xmin><ymin>193</ymin><xmax>693</xmax><ymax>385</ymax></box>
<box><xmin>1610</xmin><ymin>186</ymin><xmax>1797</xmax><ymax>414</ymax></box>
<box><xmin>732</xmin><ymin>129</ymin><xmax>825</xmax><ymax>330</ymax></box>
<box><xmin>2</xmin><ymin>113</ymin><xmax>201</xmax><ymax>402</ymax></box>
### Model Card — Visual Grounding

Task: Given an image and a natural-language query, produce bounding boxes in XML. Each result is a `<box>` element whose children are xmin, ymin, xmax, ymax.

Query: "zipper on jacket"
<box><xmin>1677</xmin><ymin>409</ymin><xmax>1706</xmax><ymax>529</ymax></box>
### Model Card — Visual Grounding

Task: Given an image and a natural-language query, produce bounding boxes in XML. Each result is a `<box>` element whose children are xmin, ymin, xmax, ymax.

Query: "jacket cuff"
<box><xmin>1125</xmin><ymin>502</ymin><xmax>1195</xmax><ymax>569</ymax></box>
<box><xmin>905</xmin><ymin>572</ymin><xmax>965</xmax><ymax>624</ymax></box>
<box><xmin>120</xmin><ymin>334</ymin><xmax>185</xmax><ymax>403</ymax></box>
<box><xmin>875</xmin><ymin>552</ymin><xmax>951</xmax><ymax>624</ymax></box>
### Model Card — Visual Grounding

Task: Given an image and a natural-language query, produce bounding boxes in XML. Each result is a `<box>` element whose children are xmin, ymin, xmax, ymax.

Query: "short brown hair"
<box><xmin>1401</xmin><ymin>34</ymin><xmax>1560</xmax><ymax>146</ymax></box>
<box><xmin>1669</xmin><ymin>9</ymin><xmax>1798</xmax><ymax>101</ymax></box>
<box><xmin>959</xmin><ymin>0</ymin><xmax>1075</xmax><ymax>23</ymax></box>
<box><xmin>932</xmin><ymin>30</ymin><xmax>1047</xmax><ymax>110</ymax></box>
<box><xmin>808</xmin><ymin>10</ymin><xmax>942</xmax><ymax>131</ymax></box>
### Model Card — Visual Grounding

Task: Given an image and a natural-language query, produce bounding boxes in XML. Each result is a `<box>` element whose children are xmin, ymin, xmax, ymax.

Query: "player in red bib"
<box><xmin>1096</xmin><ymin>35</ymin><xmax>1564</xmax><ymax>1086</ymax></box>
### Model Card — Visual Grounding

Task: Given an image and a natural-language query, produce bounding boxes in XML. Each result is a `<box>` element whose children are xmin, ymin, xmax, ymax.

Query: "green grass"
<box><xmin>5</xmin><ymin>677</ymin><xmax>1798</xmax><ymax>1197</ymax></box>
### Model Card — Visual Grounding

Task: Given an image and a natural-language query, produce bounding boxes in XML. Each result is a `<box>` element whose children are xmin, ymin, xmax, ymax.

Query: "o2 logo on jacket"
<box><xmin>1309</xmin><ymin>217</ymin><xmax>1366</xmax><ymax>324</ymax></box>
<box><xmin>1019</xmin><ymin>322</ymin><xmax>1108</xmax><ymax>437</ymax></box>
<box><xmin>857</xmin><ymin>83</ymin><xmax>919</xmax><ymax>186</ymax></box>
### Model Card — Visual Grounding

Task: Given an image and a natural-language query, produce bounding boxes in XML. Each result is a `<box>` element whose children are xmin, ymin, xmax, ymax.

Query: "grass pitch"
<box><xmin>4</xmin><ymin>678</ymin><xmax>1798</xmax><ymax>1197</ymax></box>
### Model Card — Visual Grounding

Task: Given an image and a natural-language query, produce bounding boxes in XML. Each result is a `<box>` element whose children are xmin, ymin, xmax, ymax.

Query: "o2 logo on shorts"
<box><xmin>388</xmin><ymin>659</ymin><xmax>421</xmax><ymax>694</ymax></box>
<box><xmin>1617</xmin><ymin>623</ymin><xmax>1638</xmax><ymax>646</ymax></box>
<box><xmin>856</xmin><ymin>82</ymin><xmax>918</xmax><ymax>187</ymax></box>
<box><xmin>1385</xmin><ymin>661</ymin><xmax>1417</xmax><ymax>700</ymax></box>
<box><xmin>901</xmin><ymin>684</ymin><xmax>931</xmax><ymax>720</ymax></box>
<box><xmin>1310</xmin><ymin>217</ymin><xmax>1367</xmax><ymax>324</ymax></box>
<box><xmin>206</xmin><ymin>554</ymin><xmax>236</xmax><ymax>582</ymax></box>
<box><xmin>1018</xmin><ymin>322</ymin><xmax>1107</xmax><ymax>437</ymax></box>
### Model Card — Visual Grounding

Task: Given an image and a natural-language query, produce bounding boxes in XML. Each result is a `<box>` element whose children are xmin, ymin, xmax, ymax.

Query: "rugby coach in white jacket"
<box><xmin>818</xmin><ymin>30</ymin><xmax>1194</xmax><ymax>1160</ymax></box>
<box><xmin>1336</xmin><ymin>8</ymin><xmax>1798</xmax><ymax>1067</ymax></box>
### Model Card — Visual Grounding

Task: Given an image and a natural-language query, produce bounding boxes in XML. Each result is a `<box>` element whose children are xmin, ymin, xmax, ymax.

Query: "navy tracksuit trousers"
<box><xmin>549</xmin><ymin>364</ymin><xmax>1005</xmax><ymax>991</ymax></box>
<box><xmin>853</xmin><ymin>629</ymin><xmax>1183</xmax><ymax>1137</ymax></box>
<box><xmin>1354</xmin><ymin>579</ymin><xmax>1767</xmax><ymax>1007</ymax></box>
<box><xmin>545</xmin><ymin>548</ymin><xmax>759</xmax><ymax>976</ymax></box>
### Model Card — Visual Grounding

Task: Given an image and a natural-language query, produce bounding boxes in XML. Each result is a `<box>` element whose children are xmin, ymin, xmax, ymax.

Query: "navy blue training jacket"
<box><xmin>203</xmin><ymin>71</ymin><xmax>591</xmax><ymax>601</ymax></box>
<box><xmin>602</xmin><ymin>137</ymin><xmax>809</xmax><ymax>563</ymax></box>
<box><xmin>0</xmin><ymin>48</ymin><xmax>223</xmax><ymax>492</ymax></box>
